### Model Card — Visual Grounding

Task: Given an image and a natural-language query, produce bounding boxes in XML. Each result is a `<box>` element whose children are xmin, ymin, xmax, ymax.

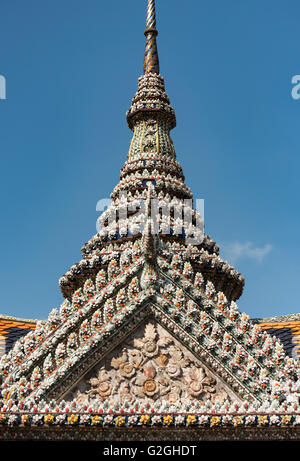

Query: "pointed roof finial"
<box><xmin>143</xmin><ymin>0</ymin><xmax>160</xmax><ymax>74</ymax></box>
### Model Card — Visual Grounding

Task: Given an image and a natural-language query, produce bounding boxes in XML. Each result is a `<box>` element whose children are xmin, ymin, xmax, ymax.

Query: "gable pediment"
<box><xmin>63</xmin><ymin>319</ymin><xmax>239</xmax><ymax>407</ymax></box>
<box><xmin>1</xmin><ymin>248</ymin><xmax>299</xmax><ymax>413</ymax></box>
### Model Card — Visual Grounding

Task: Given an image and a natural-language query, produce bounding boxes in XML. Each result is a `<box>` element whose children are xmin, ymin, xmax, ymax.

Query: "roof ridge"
<box><xmin>0</xmin><ymin>314</ymin><xmax>38</xmax><ymax>324</ymax></box>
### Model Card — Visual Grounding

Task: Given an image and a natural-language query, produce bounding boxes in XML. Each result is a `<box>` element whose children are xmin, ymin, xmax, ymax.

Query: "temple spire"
<box><xmin>143</xmin><ymin>0</ymin><xmax>160</xmax><ymax>74</ymax></box>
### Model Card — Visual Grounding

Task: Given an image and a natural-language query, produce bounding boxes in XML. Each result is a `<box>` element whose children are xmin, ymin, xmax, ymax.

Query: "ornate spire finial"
<box><xmin>143</xmin><ymin>0</ymin><xmax>160</xmax><ymax>74</ymax></box>
<box><xmin>127</xmin><ymin>0</ymin><xmax>176</xmax><ymax>129</ymax></box>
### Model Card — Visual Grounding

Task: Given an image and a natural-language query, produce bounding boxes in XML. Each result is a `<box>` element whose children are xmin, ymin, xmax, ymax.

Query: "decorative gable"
<box><xmin>63</xmin><ymin>320</ymin><xmax>237</xmax><ymax>407</ymax></box>
<box><xmin>1</xmin><ymin>243</ymin><xmax>299</xmax><ymax>416</ymax></box>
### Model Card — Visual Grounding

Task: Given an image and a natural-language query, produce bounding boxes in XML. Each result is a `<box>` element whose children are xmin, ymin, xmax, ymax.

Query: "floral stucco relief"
<box><xmin>67</xmin><ymin>321</ymin><xmax>233</xmax><ymax>406</ymax></box>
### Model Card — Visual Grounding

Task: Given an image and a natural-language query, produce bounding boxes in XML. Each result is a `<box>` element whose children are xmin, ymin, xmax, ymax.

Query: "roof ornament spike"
<box><xmin>143</xmin><ymin>0</ymin><xmax>160</xmax><ymax>75</ymax></box>
<box><xmin>142</xmin><ymin>182</ymin><xmax>158</xmax><ymax>262</ymax></box>
<box><xmin>141</xmin><ymin>182</ymin><xmax>160</xmax><ymax>289</ymax></box>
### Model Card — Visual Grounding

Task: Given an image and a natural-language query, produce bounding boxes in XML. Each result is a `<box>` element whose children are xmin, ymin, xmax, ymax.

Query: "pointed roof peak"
<box><xmin>126</xmin><ymin>1</ymin><xmax>177</xmax><ymax>129</ymax></box>
<box><xmin>143</xmin><ymin>0</ymin><xmax>160</xmax><ymax>75</ymax></box>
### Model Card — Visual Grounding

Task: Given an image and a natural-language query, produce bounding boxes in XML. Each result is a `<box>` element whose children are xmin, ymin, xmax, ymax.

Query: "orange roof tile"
<box><xmin>0</xmin><ymin>318</ymin><xmax>36</xmax><ymax>335</ymax></box>
<box><xmin>259</xmin><ymin>320</ymin><xmax>300</xmax><ymax>359</ymax></box>
<box><xmin>0</xmin><ymin>316</ymin><xmax>37</xmax><ymax>356</ymax></box>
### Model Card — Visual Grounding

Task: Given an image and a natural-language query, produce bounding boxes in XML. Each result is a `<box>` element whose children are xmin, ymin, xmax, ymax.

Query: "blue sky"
<box><xmin>0</xmin><ymin>0</ymin><xmax>299</xmax><ymax>321</ymax></box>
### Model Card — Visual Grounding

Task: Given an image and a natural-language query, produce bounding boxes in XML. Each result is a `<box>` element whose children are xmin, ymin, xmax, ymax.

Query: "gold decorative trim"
<box><xmin>128</xmin><ymin>126</ymin><xmax>136</xmax><ymax>161</ymax></box>
<box><xmin>139</xmin><ymin>121</ymin><xmax>145</xmax><ymax>154</ymax></box>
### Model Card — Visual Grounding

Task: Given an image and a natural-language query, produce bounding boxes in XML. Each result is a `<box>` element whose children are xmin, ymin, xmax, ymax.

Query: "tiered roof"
<box><xmin>0</xmin><ymin>0</ymin><xmax>299</xmax><ymax>441</ymax></box>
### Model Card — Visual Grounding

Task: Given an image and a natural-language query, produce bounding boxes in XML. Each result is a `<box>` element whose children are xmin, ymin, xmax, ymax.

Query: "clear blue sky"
<box><xmin>0</xmin><ymin>0</ymin><xmax>299</xmax><ymax>321</ymax></box>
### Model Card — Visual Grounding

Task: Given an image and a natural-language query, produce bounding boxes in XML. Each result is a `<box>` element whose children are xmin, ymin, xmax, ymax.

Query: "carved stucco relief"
<box><xmin>64</xmin><ymin>320</ymin><xmax>238</xmax><ymax>406</ymax></box>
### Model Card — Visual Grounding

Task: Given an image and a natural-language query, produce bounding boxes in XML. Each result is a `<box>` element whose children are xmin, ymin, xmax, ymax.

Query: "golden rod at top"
<box><xmin>143</xmin><ymin>0</ymin><xmax>160</xmax><ymax>74</ymax></box>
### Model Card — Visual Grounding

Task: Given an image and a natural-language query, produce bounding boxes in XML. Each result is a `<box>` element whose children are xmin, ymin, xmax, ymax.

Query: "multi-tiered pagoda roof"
<box><xmin>1</xmin><ymin>0</ymin><xmax>300</xmax><ymax>442</ymax></box>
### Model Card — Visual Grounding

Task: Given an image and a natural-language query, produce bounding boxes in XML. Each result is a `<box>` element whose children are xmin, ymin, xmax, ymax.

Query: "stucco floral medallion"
<box><xmin>64</xmin><ymin>320</ymin><xmax>237</xmax><ymax>406</ymax></box>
